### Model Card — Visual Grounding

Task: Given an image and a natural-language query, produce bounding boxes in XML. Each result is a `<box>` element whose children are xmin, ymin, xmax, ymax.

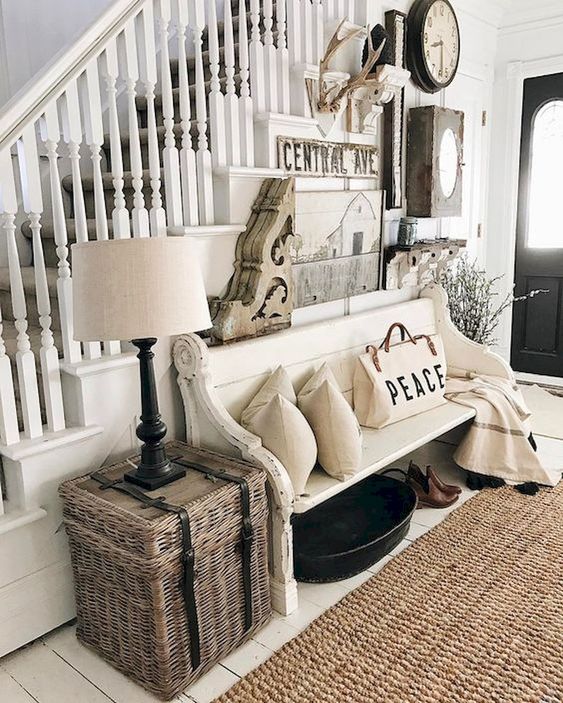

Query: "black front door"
<box><xmin>511</xmin><ymin>73</ymin><xmax>563</xmax><ymax>377</ymax></box>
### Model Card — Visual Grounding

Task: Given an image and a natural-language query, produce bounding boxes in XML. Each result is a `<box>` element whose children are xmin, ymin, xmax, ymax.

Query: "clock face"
<box><xmin>422</xmin><ymin>0</ymin><xmax>460</xmax><ymax>87</ymax></box>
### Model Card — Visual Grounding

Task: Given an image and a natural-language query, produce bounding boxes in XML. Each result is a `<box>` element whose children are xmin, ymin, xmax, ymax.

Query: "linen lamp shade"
<box><xmin>72</xmin><ymin>237</ymin><xmax>212</xmax><ymax>342</ymax></box>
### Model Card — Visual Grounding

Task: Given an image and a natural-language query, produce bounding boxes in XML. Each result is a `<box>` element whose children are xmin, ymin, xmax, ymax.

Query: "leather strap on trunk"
<box><xmin>90</xmin><ymin>471</ymin><xmax>201</xmax><ymax>670</ymax></box>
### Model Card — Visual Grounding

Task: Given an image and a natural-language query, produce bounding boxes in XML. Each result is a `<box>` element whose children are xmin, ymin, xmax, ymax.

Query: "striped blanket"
<box><xmin>445</xmin><ymin>374</ymin><xmax>558</xmax><ymax>486</ymax></box>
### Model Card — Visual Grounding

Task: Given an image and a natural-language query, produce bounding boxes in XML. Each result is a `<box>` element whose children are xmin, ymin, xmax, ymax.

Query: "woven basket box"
<box><xmin>59</xmin><ymin>441</ymin><xmax>271</xmax><ymax>700</ymax></box>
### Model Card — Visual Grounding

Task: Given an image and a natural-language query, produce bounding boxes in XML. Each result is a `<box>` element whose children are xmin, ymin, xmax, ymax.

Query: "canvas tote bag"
<box><xmin>354</xmin><ymin>322</ymin><xmax>447</xmax><ymax>429</ymax></box>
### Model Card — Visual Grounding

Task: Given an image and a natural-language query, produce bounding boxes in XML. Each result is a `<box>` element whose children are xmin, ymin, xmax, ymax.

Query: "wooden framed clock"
<box><xmin>407</xmin><ymin>0</ymin><xmax>460</xmax><ymax>94</ymax></box>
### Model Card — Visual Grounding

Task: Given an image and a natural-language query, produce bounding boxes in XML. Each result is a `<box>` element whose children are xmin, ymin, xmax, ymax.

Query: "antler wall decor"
<box><xmin>317</xmin><ymin>20</ymin><xmax>387</xmax><ymax>114</ymax></box>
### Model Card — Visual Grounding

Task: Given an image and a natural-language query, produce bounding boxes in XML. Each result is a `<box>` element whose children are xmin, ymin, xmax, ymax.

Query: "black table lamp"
<box><xmin>72</xmin><ymin>236</ymin><xmax>212</xmax><ymax>490</ymax></box>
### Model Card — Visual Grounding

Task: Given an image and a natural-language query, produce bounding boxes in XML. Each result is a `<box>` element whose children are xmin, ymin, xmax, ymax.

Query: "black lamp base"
<box><xmin>124</xmin><ymin>461</ymin><xmax>186</xmax><ymax>491</ymax></box>
<box><xmin>123</xmin><ymin>337</ymin><xmax>186</xmax><ymax>492</ymax></box>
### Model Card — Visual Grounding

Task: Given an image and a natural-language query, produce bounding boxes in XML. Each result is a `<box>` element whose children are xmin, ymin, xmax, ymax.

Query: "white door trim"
<box><xmin>488</xmin><ymin>54</ymin><xmax>563</xmax><ymax>362</ymax></box>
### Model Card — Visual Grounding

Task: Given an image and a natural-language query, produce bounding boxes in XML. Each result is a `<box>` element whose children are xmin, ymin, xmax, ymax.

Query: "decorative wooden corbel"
<box><xmin>210</xmin><ymin>178</ymin><xmax>296</xmax><ymax>344</ymax></box>
<box><xmin>384</xmin><ymin>239</ymin><xmax>467</xmax><ymax>290</ymax></box>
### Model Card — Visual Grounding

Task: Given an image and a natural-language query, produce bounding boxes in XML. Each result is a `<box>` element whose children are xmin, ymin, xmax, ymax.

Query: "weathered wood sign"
<box><xmin>278</xmin><ymin>137</ymin><xmax>379</xmax><ymax>178</ymax></box>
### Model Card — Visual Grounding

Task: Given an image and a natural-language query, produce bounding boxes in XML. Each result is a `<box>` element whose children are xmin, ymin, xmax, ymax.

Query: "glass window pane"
<box><xmin>527</xmin><ymin>99</ymin><xmax>563</xmax><ymax>248</ymax></box>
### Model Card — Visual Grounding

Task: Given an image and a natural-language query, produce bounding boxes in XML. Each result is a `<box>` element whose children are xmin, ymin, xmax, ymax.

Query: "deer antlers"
<box><xmin>318</xmin><ymin>21</ymin><xmax>387</xmax><ymax>113</ymax></box>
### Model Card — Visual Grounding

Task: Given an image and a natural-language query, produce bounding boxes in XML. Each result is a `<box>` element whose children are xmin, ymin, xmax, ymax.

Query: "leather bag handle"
<box><xmin>381</xmin><ymin>322</ymin><xmax>417</xmax><ymax>352</ymax></box>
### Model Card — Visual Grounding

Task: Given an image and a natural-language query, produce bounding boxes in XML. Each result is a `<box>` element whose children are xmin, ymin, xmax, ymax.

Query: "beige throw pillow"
<box><xmin>240</xmin><ymin>366</ymin><xmax>317</xmax><ymax>496</ymax></box>
<box><xmin>298</xmin><ymin>363</ymin><xmax>362</xmax><ymax>481</ymax></box>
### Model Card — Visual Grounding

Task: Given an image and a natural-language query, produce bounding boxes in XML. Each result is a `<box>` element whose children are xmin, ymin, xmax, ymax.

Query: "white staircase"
<box><xmin>0</xmin><ymin>0</ymin><xmax>367</xmax><ymax>655</ymax></box>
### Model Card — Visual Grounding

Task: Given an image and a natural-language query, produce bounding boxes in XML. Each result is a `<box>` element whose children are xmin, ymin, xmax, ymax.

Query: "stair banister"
<box><xmin>250</xmin><ymin>0</ymin><xmax>266</xmax><ymax>114</ymax></box>
<box><xmin>0</xmin><ymin>149</ymin><xmax>43</xmax><ymax>439</ymax></box>
<box><xmin>276</xmin><ymin>0</ymin><xmax>291</xmax><ymax>114</ymax></box>
<box><xmin>238</xmin><ymin>0</ymin><xmax>255</xmax><ymax>166</ymax></box>
<box><xmin>224</xmin><ymin>0</ymin><xmax>242</xmax><ymax>166</ymax></box>
<box><xmin>175</xmin><ymin>0</ymin><xmax>199</xmax><ymax>226</ymax></box>
<box><xmin>208</xmin><ymin>0</ymin><xmax>227</xmax><ymax>169</ymax></box>
<box><xmin>263</xmin><ymin>0</ymin><xmax>279</xmax><ymax>112</ymax></box>
<box><xmin>17</xmin><ymin>126</ymin><xmax>66</xmax><ymax>433</ymax></box>
<box><xmin>39</xmin><ymin>105</ymin><xmax>83</xmax><ymax>365</ymax></box>
<box><xmin>138</xmin><ymin>3</ymin><xmax>167</xmax><ymax>238</ymax></box>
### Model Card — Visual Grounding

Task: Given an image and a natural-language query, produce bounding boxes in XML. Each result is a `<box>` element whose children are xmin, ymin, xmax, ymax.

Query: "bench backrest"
<box><xmin>207</xmin><ymin>297</ymin><xmax>438</xmax><ymax>422</ymax></box>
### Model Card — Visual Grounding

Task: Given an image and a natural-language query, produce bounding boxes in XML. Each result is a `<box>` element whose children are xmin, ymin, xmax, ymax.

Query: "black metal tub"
<box><xmin>293</xmin><ymin>473</ymin><xmax>417</xmax><ymax>583</ymax></box>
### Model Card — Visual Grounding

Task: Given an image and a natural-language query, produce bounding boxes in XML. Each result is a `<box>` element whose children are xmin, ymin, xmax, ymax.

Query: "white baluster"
<box><xmin>101</xmin><ymin>42</ymin><xmax>131</xmax><ymax>238</ymax></box>
<box><xmin>312</xmin><ymin>0</ymin><xmax>324</xmax><ymax>65</ymax></box>
<box><xmin>224</xmin><ymin>0</ymin><xmax>241</xmax><ymax>165</ymax></box>
<box><xmin>276</xmin><ymin>0</ymin><xmax>290</xmax><ymax>113</ymax></box>
<box><xmin>303</xmin><ymin>0</ymin><xmax>313</xmax><ymax>64</ymax></box>
<box><xmin>263</xmin><ymin>0</ymin><xmax>279</xmax><ymax>112</ymax></box>
<box><xmin>40</xmin><ymin>105</ymin><xmax>82</xmax><ymax>364</ymax></box>
<box><xmin>347</xmin><ymin>0</ymin><xmax>355</xmax><ymax>23</ymax></box>
<box><xmin>82</xmin><ymin>62</ymin><xmax>109</xmax><ymax>241</ymax></box>
<box><xmin>338</xmin><ymin>0</ymin><xmax>346</xmax><ymax>20</ymax></box>
<box><xmin>238</xmin><ymin>0</ymin><xmax>254</xmax><ymax>166</ymax></box>
<box><xmin>80</xmin><ymin>66</ymin><xmax>121</xmax><ymax>356</ymax></box>
<box><xmin>0</xmin><ymin>302</ymin><xmax>19</xmax><ymax>446</ymax></box>
<box><xmin>176</xmin><ymin>0</ymin><xmax>199</xmax><ymax>225</ymax></box>
<box><xmin>158</xmin><ymin>0</ymin><xmax>183</xmax><ymax>227</ymax></box>
<box><xmin>207</xmin><ymin>0</ymin><xmax>227</xmax><ymax>168</ymax></box>
<box><xmin>189</xmin><ymin>0</ymin><xmax>214</xmax><ymax>224</ymax></box>
<box><xmin>61</xmin><ymin>82</ymin><xmax>103</xmax><ymax>361</ymax></box>
<box><xmin>17</xmin><ymin>126</ymin><xmax>65</xmax><ymax>432</ymax></box>
<box><xmin>250</xmin><ymin>0</ymin><xmax>266</xmax><ymax>113</ymax></box>
<box><xmin>122</xmin><ymin>21</ymin><xmax>150</xmax><ymax>237</ymax></box>
<box><xmin>287</xmin><ymin>0</ymin><xmax>302</xmax><ymax>66</ymax></box>
<box><xmin>138</xmin><ymin>3</ymin><xmax>167</xmax><ymax>237</ymax></box>
<box><xmin>324</xmin><ymin>0</ymin><xmax>335</xmax><ymax>22</ymax></box>
<box><xmin>0</xmin><ymin>148</ymin><xmax>42</xmax><ymax>439</ymax></box>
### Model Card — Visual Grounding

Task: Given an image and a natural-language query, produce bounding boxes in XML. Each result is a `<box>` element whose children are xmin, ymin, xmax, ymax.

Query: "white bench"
<box><xmin>173</xmin><ymin>284</ymin><xmax>513</xmax><ymax>615</ymax></box>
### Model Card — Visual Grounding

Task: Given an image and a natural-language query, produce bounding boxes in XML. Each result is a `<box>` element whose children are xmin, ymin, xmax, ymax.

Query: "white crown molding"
<box><xmin>499</xmin><ymin>0</ymin><xmax>563</xmax><ymax>32</ymax></box>
<box><xmin>453</xmin><ymin>0</ymin><xmax>512</xmax><ymax>29</ymax></box>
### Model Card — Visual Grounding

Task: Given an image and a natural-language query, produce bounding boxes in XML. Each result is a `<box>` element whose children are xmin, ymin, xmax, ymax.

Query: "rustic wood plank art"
<box><xmin>293</xmin><ymin>190</ymin><xmax>383</xmax><ymax>307</ymax></box>
<box><xmin>383</xmin><ymin>10</ymin><xmax>407</xmax><ymax>210</ymax></box>
<box><xmin>210</xmin><ymin>178</ymin><xmax>296</xmax><ymax>344</ymax></box>
<box><xmin>384</xmin><ymin>239</ymin><xmax>466</xmax><ymax>290</ymax></box>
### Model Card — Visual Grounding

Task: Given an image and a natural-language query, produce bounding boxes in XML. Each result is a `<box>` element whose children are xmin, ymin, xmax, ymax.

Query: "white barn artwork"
<box><xmin>292</xmin><ymin>190</ymin><xmax>382</xmax><ymax>306</ymax></box>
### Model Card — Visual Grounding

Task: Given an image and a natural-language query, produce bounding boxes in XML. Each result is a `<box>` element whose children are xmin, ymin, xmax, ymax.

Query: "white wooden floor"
<box><xmin>0</xmin><ymin>444</ymin><xmax>499</xmax><ymax>703</ymax></box>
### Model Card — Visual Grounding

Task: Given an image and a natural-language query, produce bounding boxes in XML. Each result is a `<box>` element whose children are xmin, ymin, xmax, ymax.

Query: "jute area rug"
<box><xmin>216</xmin><ymin>483</ymin><xmax>563</xmax><ymax>703</ymax></box>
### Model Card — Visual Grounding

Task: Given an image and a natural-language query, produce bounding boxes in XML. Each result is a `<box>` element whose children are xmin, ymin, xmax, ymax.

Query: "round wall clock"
<box><xmin>407</xmin><ymin>0</ymin><xmax>460</xmax><ymax>94</ymax></box>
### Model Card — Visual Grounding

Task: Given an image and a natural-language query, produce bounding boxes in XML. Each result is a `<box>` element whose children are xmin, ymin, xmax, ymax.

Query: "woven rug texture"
<box><xmin>216</xmin><ymin>483</ymin><xmax>563</xmax><ymax>703</ymax></box>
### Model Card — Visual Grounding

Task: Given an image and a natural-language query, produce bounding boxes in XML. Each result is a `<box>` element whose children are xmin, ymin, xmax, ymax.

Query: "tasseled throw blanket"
<box><xmin>445</xmin><ymin>374</ymin><xmax>558</xmax><ymax>486</ymax></box>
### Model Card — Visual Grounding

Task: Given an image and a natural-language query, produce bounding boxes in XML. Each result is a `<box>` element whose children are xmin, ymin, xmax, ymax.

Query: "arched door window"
<box><xmin>527</xmin><ymin>99</ymin><xmax>563</xmax><ymax>248</ymax></box>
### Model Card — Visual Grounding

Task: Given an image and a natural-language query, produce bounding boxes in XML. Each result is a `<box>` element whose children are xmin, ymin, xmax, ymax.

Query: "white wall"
<box><xmin>486</xmin><ymin>0</ymin><xmax>563</xmax><ymax>361</ymax></box>
<box><xmin>0</xmin><ymin>0</ymin><xmax>113</xmax><ymax>106</ymax></box>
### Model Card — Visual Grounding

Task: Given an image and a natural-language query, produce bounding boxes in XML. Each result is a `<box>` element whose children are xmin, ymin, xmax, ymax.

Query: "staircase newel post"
<box><xmin>249</xmin><ymin>0</ymin><xmax>266</xmax><ymax>114</ymax></box>
<box><xmin>189</xmin><ymin>0</ymin><xmax>214</xmax><ymax>225</ymax></box>
<box><xmin>122</xmin><ymin>20</ymin><xmax>151</xmax><ymax>237</ymax></box>
<box><xmin>17</xmin><ymin>125</ymin><xmax>65</xmax><ymax>433</ymax></box>
<box><xmin>138</xmin><ymin>3</ymin><xmax>167</xmax><ymax>238</ymax></box>
<box><xmin>101</xmin><ymin>42</ymin><xmax>132</xmax><ymax>239</ymax></box>
<box><xmin>0</xmin><ymin>148</ymin><xmax>43</xmax><ymax>439</ymax></box>
<box><xmin>238</xmin><ymin>0</ymin><xmax>255</xmax><ymax>166</ymax></box>
<box><xmin>61</xmin><ymin>81</ymin><xmax>102</xmax><ymax>361</ymax></box>
<box><xmin>224</xmin><ymin>0</ymin><xmax>241</xmax><ymax>166</ymax></box>
<box><xmin>157</xmin><ymin>0</ymin><xmax>184</xmax><ymax>227</ymax></box>
<box><xmin>207</xmin><ymin>0</ymin><xmax>227</xmax><ymax>168</ymax></box>
<box><xmin>276</xmin><ymin>0</ymin><xmax>291</xmax><ymax>114</ymax></box>
<box><xmin>175</xmin><ymin>0</ymin><xmax>199</xmax><ymax>225</ymax></box>
<box><xmin>40</xmin><ymin>105</ymin><xmax>83</xmax><ymax>365</ymax></box>
<box><xmin>263</xmin><ymin>0</ymin><xmax>279</xmax><ymax>112</ymax></box>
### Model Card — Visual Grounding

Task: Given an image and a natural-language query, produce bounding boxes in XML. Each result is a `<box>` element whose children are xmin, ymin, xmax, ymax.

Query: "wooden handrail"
<box><xmin>0</xmin><ymin>0</ymin><xmax>145</xmax><ymax>151</ymax></box>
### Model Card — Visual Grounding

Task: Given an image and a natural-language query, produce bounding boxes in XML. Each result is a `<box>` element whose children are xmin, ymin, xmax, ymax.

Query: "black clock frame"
<box><xmin>406</xmin><ymin>0</ymin><xmax>460</xmax><ymax>94</ymax></box>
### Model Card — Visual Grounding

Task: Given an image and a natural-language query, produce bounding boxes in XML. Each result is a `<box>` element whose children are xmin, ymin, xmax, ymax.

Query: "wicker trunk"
<box><xmin>59</xmin><ymin>441</ymin><xmax>271</xmax><ymax>700</ymax></box>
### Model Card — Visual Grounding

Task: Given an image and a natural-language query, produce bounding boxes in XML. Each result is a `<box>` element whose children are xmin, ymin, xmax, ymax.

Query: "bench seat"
<box><xmin>174</xmin><ymin>284</ymin><xmax>514</xmax><ymax>615</ymax></box>
<box><xmin>295</xmin><ymin>401</ymin><xmax>476</xmax><ymax>513</ymax></box>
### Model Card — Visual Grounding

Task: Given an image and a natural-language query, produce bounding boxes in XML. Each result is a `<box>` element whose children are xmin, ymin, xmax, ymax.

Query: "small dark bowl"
<box><xmin>293</xmin><ymin>473</ymin><xmax>417</xmax><ymax>583</ymax></box>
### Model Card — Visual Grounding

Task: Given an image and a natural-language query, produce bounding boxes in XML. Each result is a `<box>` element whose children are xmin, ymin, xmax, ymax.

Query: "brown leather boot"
<box><xmin>407</xmin><ymin>461</ymin><xmax>459</xmax><ymax>509</ymax></box>
<box><xmin>427</xmin><ymin>466</ymin><xmax>462</xmax><ymax>496</ymax></box>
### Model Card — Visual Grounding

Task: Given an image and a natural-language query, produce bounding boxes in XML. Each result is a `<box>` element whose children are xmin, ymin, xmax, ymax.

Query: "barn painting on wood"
<box><xmin>292</xmin><ymin>190</ymin><xmax>383</xmax><ymax>307</ymax></box>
